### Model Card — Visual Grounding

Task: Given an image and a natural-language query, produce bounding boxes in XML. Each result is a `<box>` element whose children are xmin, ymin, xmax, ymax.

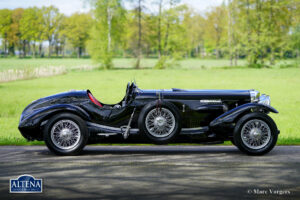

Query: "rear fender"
<box><xmin>210</xmin><ymin>103</ymin><xmax>278</xmax><ymax>128</ymax></box>
<box><xmin>20</xmin><ymin>104</ymin><xmax>91</xmax><ymax>128</ymax></box>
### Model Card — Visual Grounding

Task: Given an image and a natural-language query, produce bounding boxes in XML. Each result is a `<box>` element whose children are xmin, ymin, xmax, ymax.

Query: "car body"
<box><xmin>19</xmin><ymin>82</ymin><xmax>279</xmax><ymax>155</ymax></box>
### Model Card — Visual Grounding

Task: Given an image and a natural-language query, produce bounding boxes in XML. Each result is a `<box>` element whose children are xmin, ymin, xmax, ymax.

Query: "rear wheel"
<box><xmin>43</xmin><ymin>113</ymin><xmax>89</xmax><ymax>155</ymax></box>
<box><xmin>138</xmin><ymin>101</ymin><xmax>181</xmax><ymax>144</ymax></box>
<box><xmin>233</xmin><ymin>112</ymin><xmax>278</xmax><ymax>155</ymax></box>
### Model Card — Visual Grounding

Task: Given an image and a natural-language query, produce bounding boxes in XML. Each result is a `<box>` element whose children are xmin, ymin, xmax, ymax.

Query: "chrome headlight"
<box><xmin>250</xmin><ymin>90</ymin><xmax>260</xmax><ymax>102</ymax></box>
<box><xmin>258</xmin><ymin>94</ymin><xmax>271</xmax><ymax>106</ymax></box>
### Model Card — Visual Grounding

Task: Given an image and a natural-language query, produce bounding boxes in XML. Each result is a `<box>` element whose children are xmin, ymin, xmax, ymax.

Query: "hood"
<box><xmin>137</xmin><ymin>88</ymin><xmax>251</xmax><ymax>101</ymax></box>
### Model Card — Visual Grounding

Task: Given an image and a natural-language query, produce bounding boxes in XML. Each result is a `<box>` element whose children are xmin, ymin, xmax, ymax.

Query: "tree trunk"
<box><xmin>39</xmin><ymin>43</ymin><xmax>42</xmax><ymax>57</ymax></box>
<box><xmin>18</xmin><ymin>46</ymin><xmax>22</xmax><ymax>58</ymax></box>
<box><xmin>62</xmin><ymin>45</ymin><xmax>65</xmax><ymax>58</ymax></box>
<box><xmin>77</xmin><ymin>47</ymin><xmax>82</xmax><ymax>58</ymax></box>
<box><xmin>216</xmin><ymin>49</ymin><xmax>220</xmax><ymax>59</ymax></box>
<box><xmin>201</xmin><ymin>40</ymin><xmax>205</xmax><ymax>58</ymax></box>
<box><xmin>27</xmin><ymin>41</ymin><xmax>31</xmax><ymax>57</ymax></box>
<box><xmin>9</xmin><ymin>45</ymin><xmax>14</xmax><ymax>56</ymax></box>
<box><xmin>48</xmin><ymin>39</ymin><xmax>52</xmax><ymax>58</ymax></box>
<box><xmin>256</xmin><ymin>0</ymin><xmax>263</xmax><ymax>65</ymax></box>
<box><xmin>23</xmin><ymin>40</ymin><xmax>26</xmax><ymax>57</ymax></box>
<box><xmin>228</xmin><ymin>0</ymin><xmax>233</xmax><ymax>66</ymax></box>
<box><xmin>55</xmin><ymin>44</ymin><xmax>59</xmax><ymax>57</ymax></box>
<box><xmin>163</xmin><ymin>0</ymin><xmax>173</xmax><ymax>56</ymax></box>
<box><xmin>157</xmin><ymin>0</ymin><xmax>163</xmax><ymax>58</ymax></box>
<box><xmin>234</xmin><ymin>50</ymin><xmax>238</xmax><ymax>66</ymax></box>
<box><xmin>270</xmin><ymin>48</ymin><xmax>275</xmax><ymax>65</ymax></box>
<box><xmin>269</xmin><ymin>0</ymin><xmax>275</xmax><ymax>66</ymax></box>
<box><xmin>135</xmin><ymin>0</ymin><xmax>142</xmax><ymax>69</ymax></box>
<box><xmin>107</xmin><ymin>7</ymin><xmax>112</xmax><ymax>52</ymax></box>
<box><xmin>32</xmin><ymin>42</ymin><xmax>36</xmax><ymax>58</ymax></box>
<box><xmin>4</xmin><ymin>39</ymin><xmax>7</xmax><ymax>57</ymax></box>
<box><xmin>195</xmin><ymin>46</ymin><xmax>199</xmax><ymax>57</ymax></box>
<box><xmin>246</xmin><ymin>0</ymin><xmax>251</xmax><ymax>64</ymax></box>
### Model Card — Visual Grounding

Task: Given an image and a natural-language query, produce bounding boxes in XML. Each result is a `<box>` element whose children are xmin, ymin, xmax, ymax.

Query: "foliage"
<box><xmin>19</xmin><ymin>7</ymin><xmax>44</xmax><ymax>57</ymax></box>
<box><xmin>204</xmin><ymin>5</ymin><xmax>228</xmax><ymax>59</ymax></box>
<box><xmin>8</xmin><ymin>8</ymin><xmax>24</xmax><ymax>55</ymax></box>
<box><xmin>0</xmin><ymin>9</ymin><xmax>12</xmax><ymax>55</ymax></box>
<box><xmin>87</xmin><ymin>0</ymin><xmax>126</xmax><ymax>69</ymax></box>
<box><xmin>0</xmin><ymin>0</ymin><xmax>299</xmax><ymax>66</ymax></box>
<box><xmin>154</xmin><ymin>55</ymin><xmax>170</xmax><ymax>69</ymax></box>
<box><xmin>232</xmin><ymin>0</ymin><xmax>296</xmax><ymax>66</ymax></box>
<box><xmin>63</xmin><ymin>13</ymin><xmax>92</xmax><ymax>58</ymax></box>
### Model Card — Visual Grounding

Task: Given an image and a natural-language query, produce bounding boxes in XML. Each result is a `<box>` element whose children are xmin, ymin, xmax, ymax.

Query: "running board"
<box><xmin>87</xmin><ymin>122</ymin><xmax>209</xmax><ymax>136</ymax></box>
<box><xmin>87</xmin><ymin>122</ymin><xmax>139</xmax><ymax>135</ymax></box>
<box><xmin>180</xmin><ymin>127</ymin><xmax>209</xmax><ymax>135</ymax></box>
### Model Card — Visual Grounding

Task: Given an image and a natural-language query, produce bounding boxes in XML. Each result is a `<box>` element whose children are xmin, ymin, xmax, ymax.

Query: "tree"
<box><xmin>204</xmin><ymin>5</ymin><xmax>227</xmax><ymax>59</ymax></box>
<box><xmin>0</xmin><ymin>9</ymin><xmax>12</xmax><ymax>56</ymax></box>
<box><xmin>64</xmin><ymin>13</ymin><xmax>92</xmax><ymax>58</ymax></box>
<box><xmin>157</xmin><ymin>0</ymin><xmax>163</xmax><ymax>58</ymax></box>
<box><xmin>135</xmin><ymin>0</ymin><xmax>143</xmax><ymax>69</ymax></box>
<box><xmin>124</xmin><ymin>0</ymin><xmax>144</xmax><ymax>68</ymax></box>
<box><xmin>8</xmin><ymin>8</ymin><xmax>24</xmax><ymax>56</ymax></box>
<box><xmin>19</xmin><ymin>7</ymin><xmax>44</xmax><ymax>58</ymax></box>
<box><xmin>233</xmin><ymin>0</ymin><xmax>295</xmax><ymax>66</ymax></box>
<box><xmin>88</xmin><ymin>0</ymin><xmax>126</xmax><ymax>69</ymax></box>
<box><xmin>182</xmin><ymin>6</ymin><xmax>206</xmax><ymax>58</ymax></box>
<box><xmin>154</xmin><ymin>0</ymin><xmax>182</xmax><ymax>68</ymax></box>
<box><xmin>42</xmin><ymin>6</ymin><xmax>60</xmax><ymax>58</ymax></box>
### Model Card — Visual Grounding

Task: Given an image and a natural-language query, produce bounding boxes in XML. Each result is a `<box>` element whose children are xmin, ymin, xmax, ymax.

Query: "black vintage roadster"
<box><xmin>19</xmin><ymin>82</ymin><xmax>279</xmax><ymax>155</ymax></box>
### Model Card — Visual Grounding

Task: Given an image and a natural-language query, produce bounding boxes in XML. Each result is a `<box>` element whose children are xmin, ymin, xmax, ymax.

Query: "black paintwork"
<box><xmin>18</xmin><ymin>83</ymin><xmax>278</xmax><ymax>143</ymax></box>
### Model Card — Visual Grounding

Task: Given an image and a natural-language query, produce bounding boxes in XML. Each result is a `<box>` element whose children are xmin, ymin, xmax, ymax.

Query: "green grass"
<box><xmin>1</xmin><ymin>58</ymin><xmax>297</xmax><ymax>71</ymax></box>
<box><xmin>0</xmin><ymin>67</ymin><xmax>299</xmax><ymax>145</ymax></box>
<box><xmin>0</xmin><ymin>58</ymin><xmax>95</xmax><ymax>71</ymax></box>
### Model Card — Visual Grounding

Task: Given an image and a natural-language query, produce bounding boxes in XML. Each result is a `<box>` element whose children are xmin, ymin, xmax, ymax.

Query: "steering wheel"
<box><xmin>124</xmin><ymin>82</ymin><xmax>131</xmax><ymax>104</ymax></box>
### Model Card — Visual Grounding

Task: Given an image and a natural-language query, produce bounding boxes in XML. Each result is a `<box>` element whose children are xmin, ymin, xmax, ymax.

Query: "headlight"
<box><xmin>258</xmin><ymin>94</ymin><xmax>271</xmax><ymax>106</ymax></box>
<box><xmin>250</xmin><ymin>90</ymin><xmax>260</xmax><ymax>102</ymax></box>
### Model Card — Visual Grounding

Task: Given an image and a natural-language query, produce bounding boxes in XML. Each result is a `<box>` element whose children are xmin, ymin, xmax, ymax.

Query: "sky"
<box><xmin>0</xmin><ymin>0</ymin><xmax>224</xmax><ymax>15</ymax></box>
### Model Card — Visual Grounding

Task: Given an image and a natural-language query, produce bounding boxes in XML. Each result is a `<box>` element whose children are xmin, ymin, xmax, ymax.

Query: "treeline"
<box><xmin>0</xmin><ymin>6</ymin><xmax>91</xmax><ymax>58</ymax></box>
<box><xmin>0</xmin><ymin>0</ymin><xmax>299</xmax><ymax>68</ymax></box>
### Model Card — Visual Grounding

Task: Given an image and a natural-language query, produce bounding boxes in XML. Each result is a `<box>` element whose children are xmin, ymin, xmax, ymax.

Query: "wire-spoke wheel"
<box><xmin>50</xmin><ymin>120</ymin><xmax>81</xmax><ymax>150</ymax></box>
<box><xmin>145</xmin><ymin>108</ymin><xmax>176</xmax><ymax>138</ymax></box>
<box><xmin>233</xmin><ymin>112</ymin><xmax>278</xmax><ymax>155</ymax></box>
<box><xmin>241</xmin><ymin>119</ymin><xmax>271</xmax><ymax>150</ymax></box>
<box><xmin>138</xmin><ymin>101</ymin><xmax>181</xmax><ymax>144</ymax></box>
<box><xmin>44</xmin><ymin>113</ymin><xmax>88</xmax><ymax>156</ymax></box>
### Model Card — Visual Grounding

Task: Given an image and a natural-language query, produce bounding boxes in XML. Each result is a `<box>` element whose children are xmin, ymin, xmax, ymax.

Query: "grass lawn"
<box><xmin>0</xmin><ymin>67</ymin><xmax>299</xmax><ymax>145</ymax></box>
<box><xmin>0</xmin><ymin>58</ymin><xmax>297</xmax><ymax>71</ymax></box>
<box><xmin>0</xmin><ymin>58</ymin><xmax>95</xmax><ymax>71</ymax></box>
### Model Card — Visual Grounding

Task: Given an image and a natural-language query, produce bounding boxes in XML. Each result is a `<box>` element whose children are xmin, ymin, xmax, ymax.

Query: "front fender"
<box><xmin>210</xmin><ymin>103</ymin><xmax>278</xmax><ymax>128</ymax></box>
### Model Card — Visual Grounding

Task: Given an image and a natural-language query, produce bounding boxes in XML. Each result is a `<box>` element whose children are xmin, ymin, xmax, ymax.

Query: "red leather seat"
<box><xmin>88</xmin><ymin>93</ymin><xmax>103</xmax><ymax>107</ymax></box>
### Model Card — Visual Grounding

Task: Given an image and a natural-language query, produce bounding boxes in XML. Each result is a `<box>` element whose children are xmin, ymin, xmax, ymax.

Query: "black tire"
<box><xmin>233</xmin><ymin>112</ymin><xmax>278</xmax><ymax>155</ymax></box>
<box><xmin>43</xmin><ymin>113</ymin><xmax>89</xmax><ymax>156</ymax></box>
<box><xmin>230</xmin><ymin>138</ymin><xmax>236</xmax><ymax>146</ymax></box>
<box><xmin>138</xmin><ymin>101</ymin><xmax>181</xmax><ymax>144</ymax></box>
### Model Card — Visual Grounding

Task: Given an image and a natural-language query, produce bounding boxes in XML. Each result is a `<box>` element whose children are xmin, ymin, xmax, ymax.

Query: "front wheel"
<box><xmin>43</xmin><ymin>113</ymin><xmax>89</xmax><ymax>156</ymax></box>
<box><xmin>233</xmin><ymin>112</ymin><xmax>278</xmax><ymax>155</ymax></box>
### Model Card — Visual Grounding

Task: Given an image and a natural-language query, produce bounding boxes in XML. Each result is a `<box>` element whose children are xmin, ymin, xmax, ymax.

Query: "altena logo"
<box><xmin>10</xmin><ymin>174</ymin><xmax>42</xmax><ymax>193</ymax></box>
